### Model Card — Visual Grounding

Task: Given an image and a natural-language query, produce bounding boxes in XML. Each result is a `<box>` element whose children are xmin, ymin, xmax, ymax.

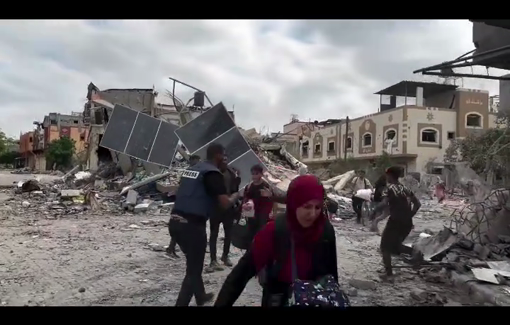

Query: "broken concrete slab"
<box><xmin>412</xmin><ymin>228</ymin><xmax>460</xmax><ymax>261</ymax></box>
<box><xmin>126</xmin><ymin>190</ymin><xmax>138</xmax><ymax>205</ymax></box>
<box><xmin>451</xmin><ymin>271</ymin><xmax>510</xmax><ymax>305</ymax></box>
<box><xmin>348</xmin><ymin>278</ymin><xmax>376</xmax><ymax>291</ymax></box>
<box><xmin>60</xmin><ymin>190</ymin><xmax>82</xmax><ymax>198</ymax></box>
<box><xmin>134</xmin><ymin>203</ymin><xmax>150</xmax><ymax>213</ymax></box>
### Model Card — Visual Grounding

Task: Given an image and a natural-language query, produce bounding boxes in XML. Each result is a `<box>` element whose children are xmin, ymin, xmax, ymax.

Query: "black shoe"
<box><xmin>221</xmin><ymin>255</ymin><xmax>233</xmax><ymax>267</ymax></box>
<box><xmin>166</xmin><ymin>249</ymin><xmax>179</xmax><ymax>258</ymax></box>
<box><xmin>196</xmin><ymin>292</ymin><xmax>215</xmax><ymax>306</ymax></box>
<box><xmin>205</xmin><ymin>260</ymin><xmax>224</xmax><ymax>273</ymax></box>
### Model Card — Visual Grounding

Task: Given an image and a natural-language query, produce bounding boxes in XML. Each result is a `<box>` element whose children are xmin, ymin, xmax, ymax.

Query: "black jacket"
<box><xmin>214</xmin><ymin>217</ymin><xmax>338</xmax><ymax>307</ymax></box>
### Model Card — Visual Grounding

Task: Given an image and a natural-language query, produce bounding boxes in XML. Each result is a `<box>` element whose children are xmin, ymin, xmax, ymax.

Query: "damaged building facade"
<box><xmin>82</xmin><ymin>82</ymin><xmax>235</xmax><ymax>174</ymax></box>
<box><xmin>19</xmin><ymin>113</ymin><xmax>88</xmax><ymax>171</ymax></box>
<box><xmin>298</xmin><ymin>80</ymin><xmax>498</xmax><ymax>174</ymax></box>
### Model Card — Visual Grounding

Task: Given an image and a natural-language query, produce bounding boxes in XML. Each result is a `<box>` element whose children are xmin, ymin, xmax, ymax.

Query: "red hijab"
<box><xmin>251</xmin><ymin>175</ymin><xmax>328</xmax><ymax>279</ymax></box>
<box><xmin>286</xmin><ymin>175</ymin><xmax>326</xmax><ymax>245</ymax></box>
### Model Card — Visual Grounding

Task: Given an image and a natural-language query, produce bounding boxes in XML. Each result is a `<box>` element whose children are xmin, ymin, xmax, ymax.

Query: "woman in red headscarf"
<box><xmin>214</xmin><ymin>175</ymin><xmax>340</xmax><ymax>307</ymax></box>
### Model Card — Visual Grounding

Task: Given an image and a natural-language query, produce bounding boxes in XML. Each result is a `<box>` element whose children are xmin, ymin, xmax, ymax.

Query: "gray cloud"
<box><xmin>0</xmin><ymin>20</ymin><xmax>500</xmax><ymax>138</ymax></box>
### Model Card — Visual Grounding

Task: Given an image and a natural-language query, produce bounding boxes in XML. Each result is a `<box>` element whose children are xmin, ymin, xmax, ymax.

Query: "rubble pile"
<box><xmin>409</xmin><ymin>227</ymin><xmax>510</xmax><ymax>288</ymax></box>
<box><xmin>3</xmin><ymin>128</ymin><xmax>313</xmax><ymax>218</ymax></box>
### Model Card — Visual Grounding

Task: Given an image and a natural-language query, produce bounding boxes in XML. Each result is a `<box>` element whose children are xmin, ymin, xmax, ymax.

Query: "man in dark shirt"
<box><xmin>207</xmin><ymin>156</ymin><xmax>241</xmax><ymax>271</ymax></box>
<box><xmin>243</xmin><ymin>164</ymin><xmax>285</xmax><ymax>241</ymax></box>
<box><xmin>167</xmin><ymin>154</ymin><xmax>201</xmax><ymax>258</ymax></box>
<box><xmin>170</xmin><ymin>144</ymin><xmax>240</xmax><ymax>306</ymax></box>
<box><xmin>371</xmin><ymin>166</ymin><xmax>421</xmax><ymax>280</ymax></box>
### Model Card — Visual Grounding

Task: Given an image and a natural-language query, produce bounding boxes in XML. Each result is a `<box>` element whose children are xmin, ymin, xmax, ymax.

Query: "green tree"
<box><xmin>0</xmin><ymin>151</ymin><xmax>20</xmax><ymax>166</ymax></box>
<box><xmin>0</xmin><ymin>130</ymin><xmax>7</xmax><ymax>153</ymax></box>
<box><xmin>444</xmin><ymin>127</ymin><xmax>510</xmax><ymax>182</ymax></box>
<box><xmin>45</xmin><ymin>137</ymin><xmax>76</xmax><ymax>170</ymax></box>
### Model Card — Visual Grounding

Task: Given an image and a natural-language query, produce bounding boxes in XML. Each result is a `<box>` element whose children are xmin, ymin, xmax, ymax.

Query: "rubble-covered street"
<box><xmin>3</xmin><ymin>128</ymin><xmax>510</xmax><ymax>306</ymax></box>
<box><xmin>0</xmin><ymin>178</ymin><xmax>496</xmax><ymax>306</ymax></box>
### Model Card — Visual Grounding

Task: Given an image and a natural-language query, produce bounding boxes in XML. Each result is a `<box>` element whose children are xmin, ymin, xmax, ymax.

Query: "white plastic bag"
<box><xmin>355</xmin><ymin>189</ymin><xmax>373</xmax><ymax>201</ymax></box>
<box><xmin>242</xmin><ymin>200</ymin><xmax>255</xmax><ymax>218</ymax></box>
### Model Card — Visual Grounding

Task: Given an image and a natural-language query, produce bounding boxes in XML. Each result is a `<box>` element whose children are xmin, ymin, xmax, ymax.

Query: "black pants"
<box><xmin>169</xmin><ymin>218</ymin><xmax>208</xmax><ymax>306</ymax></box>
<box><xmin>167</xmin><ymin>222</ymin><xmax>178</xmax><ymax>252</ymax></box>
<box><xmin>168</xmin><ymin>238</ymin><xmax>177</xmax><ymax>252</ymax></box>
<box><xmin>352</xmin><ymin>197</ymin><xmax>364</xmax><ymax>221</ymax></box>
<box><xmin>209</xmin><ymin>209</ymin><xmax>236</xmax><ymax>262</ymax></box>
<box><xmin>380</xmin><ymin>219</ymin><xmax>413</xmax><ymax>274</ymax></box>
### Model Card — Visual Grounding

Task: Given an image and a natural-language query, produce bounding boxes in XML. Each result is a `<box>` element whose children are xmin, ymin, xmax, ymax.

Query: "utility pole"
<box><xmin>344</xmin><ymin>116</ymin><xmax>349</xmax><ymax>161</ymax></box>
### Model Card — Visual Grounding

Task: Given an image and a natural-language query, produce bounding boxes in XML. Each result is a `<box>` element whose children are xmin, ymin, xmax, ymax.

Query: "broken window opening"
<box><xmin>363</xmin><ymin>133</ymin><xmax>372</xmax><ymax>147</ymax></box>
<box><xmin>447</xmin><ymin>132</ymin><xmax>455</xmax><ymax>140</ymax></box>
<box><xmin>466</xmin><ymin>113</ymin><xmax>482</xmax><ymax>127</ymax></box>
<box><xmin>431</xmin><ymin>167</ymin><xmax>443</xmax><ymax>175</ymax></box>
<box><xmin>97</xmin><ymin>134</ymin><xmax>113</xmax><ymax>163</ymax></box>
<box><xmin>421</xmin><ymin>129</ymin><xmax>438</xmax><ymax>143</ymax></box>
<box><xmin>385</xmin><ymin>130</ymin><xmax>396</xmax><ymax>140</ymax></box>
<box><xmin>314</xmin><ymin>143</ymin><xmax>321</xmax><ymax>153</ymax></box>
<box><xmin>302</xmin><ymin>141</ymin><xmax>309</xmax><ymax>156</ymax></box>
<box><xmin>328</xmin><ymin>141</ymin><xmax>335</xmax><ymax>152</ymax></box>
<box><xmin>346</xmin><ymin>137</ymin><xmax>352</xmax><ymax>149</ymax></box>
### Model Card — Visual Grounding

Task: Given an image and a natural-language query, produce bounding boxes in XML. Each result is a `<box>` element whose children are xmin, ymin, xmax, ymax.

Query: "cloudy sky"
<box><xmin>0</xmin><ymin>20</ymin><xmax>502</xmax><ymax>138</ymax></box>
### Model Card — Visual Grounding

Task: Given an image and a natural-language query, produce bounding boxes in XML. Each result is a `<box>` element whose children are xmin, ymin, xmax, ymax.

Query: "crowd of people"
<box><xmin>168</xmin><ymin>142</ymin><xmax>421</xmax><ymax>307</ymax></box>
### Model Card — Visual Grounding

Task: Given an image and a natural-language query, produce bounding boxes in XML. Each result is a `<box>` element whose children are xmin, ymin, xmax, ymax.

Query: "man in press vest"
<box><xmin>166</xmin><ymin>154</ymin><xmax>201</xmax><ymax>258</ymax></box>
<box><xmin>169</xmin><ymin>143</ymin><xmax>241</xmax><ymax>306</ymax></box>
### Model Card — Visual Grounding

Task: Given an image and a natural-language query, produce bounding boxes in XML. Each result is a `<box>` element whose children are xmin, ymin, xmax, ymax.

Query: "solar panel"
<box><xmin>191</xmin><ymin>126</ymin><xmax>251</xmax><ymax>163</ymax></box>
<box><xmin>99</xmin><ymin>105</ymin><xmax>138</xmax><ymax>153</ymax></box>
<box><xmin>125</xmin><ymin>112</ymin><xmax>160</xmax><ymax>161</ymax></box>
<box><xmin>174</xmin><ymin>102</ymin><xmax>235</xmax><ymax>154</ymax></box>
<box><xmin>99</xmin><ymin>104</ymin><xmax>180</xmax><ymax>167</ymax></box>
<box><xmin>228</xmin><ymin>150</ymin><xmax>267</xmax><ymax>189</ymax></box>
<box><xmin>148</xmin><ymin>121</ymin><xmax>180</xmax><ymax>167</ymax></box>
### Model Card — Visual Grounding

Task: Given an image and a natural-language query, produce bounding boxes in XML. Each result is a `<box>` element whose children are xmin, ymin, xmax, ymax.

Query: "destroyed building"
<box><xmin>19</xmin><ymin>113</ymin><xmax>88</xmax><ymax>171</ymax></box>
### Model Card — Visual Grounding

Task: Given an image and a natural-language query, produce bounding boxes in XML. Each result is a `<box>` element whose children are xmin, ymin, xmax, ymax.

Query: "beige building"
<box><xmin>298</xmin><ymin>80</ymin><xmax>498</xmax><ymax>174</ymax></box>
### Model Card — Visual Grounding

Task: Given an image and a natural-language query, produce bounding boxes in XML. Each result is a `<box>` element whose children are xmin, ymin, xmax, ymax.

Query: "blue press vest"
<box><xmin>173</xmin><ymin>161</ymin><xmax>220</xmax><ymax>220</ymax></box>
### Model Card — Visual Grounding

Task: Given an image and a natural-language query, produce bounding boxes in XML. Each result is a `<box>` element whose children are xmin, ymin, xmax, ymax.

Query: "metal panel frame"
<box><xmin>174</xmin><ymin>102</ymin><xmax>236</xmax><ymax>154</ymax></box>
<box><xmin>147</xmin><ymin>120</ymin><xmax>180</xmax><ymax>167</ymax></box>
<box><xmin>227</xmin><ymin>149</ymin><xmax>268</xmax><ymax>189</ymax></box>
<box><xmin>99</xmin><ymin>105</ymin><xmax>138</xmax><ymax>153</ymax></box>
<box><xmin>190</xmin><ymin>126</ymin><xmax>251</xmax><ymax>162</ymax></box>
<box><xmin>99</xmin><ymin>104</ymin><xmax>180</xmax><ymax>168</ymax></box>
<box><xmin>124</xmin><ymin>112</ymin><xmax>161</xmax><ymax>162</ymax></box>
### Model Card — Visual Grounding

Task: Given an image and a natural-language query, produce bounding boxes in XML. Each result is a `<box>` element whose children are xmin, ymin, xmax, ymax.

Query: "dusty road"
<box><xmin>0</xmin><ymin>197</ymin><xmax>479</xmax><ymax>306</ymax></box>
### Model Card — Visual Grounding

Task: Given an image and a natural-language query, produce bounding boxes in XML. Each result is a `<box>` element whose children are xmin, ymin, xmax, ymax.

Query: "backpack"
<box><xmin>261</xmin><ymin>216</ymin><xmax>350</xmax><ymax>308</ymax></box>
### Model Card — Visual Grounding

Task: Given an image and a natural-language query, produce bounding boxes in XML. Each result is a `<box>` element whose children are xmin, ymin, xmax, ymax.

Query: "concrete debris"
<box><xmin>348</xmin><ymin>278</ymin><xmax>376</xmax><ymax>291</ymax></box>
<box><xmin>60</xmin><ymin>190</ymin><xmax>82</xmax><ymax>198</ymax></box>
<box><xmin>408</xmin><ymin>222</ymin><xmax>510</xmax><ymax>292</ymax></box>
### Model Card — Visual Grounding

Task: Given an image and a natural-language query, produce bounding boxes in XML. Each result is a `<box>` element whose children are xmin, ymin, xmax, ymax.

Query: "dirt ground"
<box><xmin>0</xmin><ymin>196</ymin><xmax>481</xmax><ymax>306</ymax></box>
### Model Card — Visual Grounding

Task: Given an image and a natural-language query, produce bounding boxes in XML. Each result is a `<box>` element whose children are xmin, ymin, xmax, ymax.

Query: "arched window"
<box><xmin>421</xmin><ymin>129</ymin><xmax>438</xmax><ymax>143</ymax></box>
<box><xmin>466</xmin><ymin>113</ymin><xmax>482</xmax><ymax>127</ymax></box>
<box><xmin>346</xmin><ymin>137</ymin><xmax>352</xmax><ymax>149</ymax></box>
<box><xmin>302</xmin><ymin>140</ymin><xmax>309</xmax><ymax>155</ymax></box>
<box><xmin>363</xmin><ymin>133</ymin><xmax>372</xmax><ymax>146</ymax></box>
<box><xmin>385</xmin><ymin>130</ymin><xmax>396</xmax><ymax>140</ymax></box>
<box><xmin>314</xmin><ymin>143</ymin><xmax>321</xmax><ymax>153</ymax></box>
